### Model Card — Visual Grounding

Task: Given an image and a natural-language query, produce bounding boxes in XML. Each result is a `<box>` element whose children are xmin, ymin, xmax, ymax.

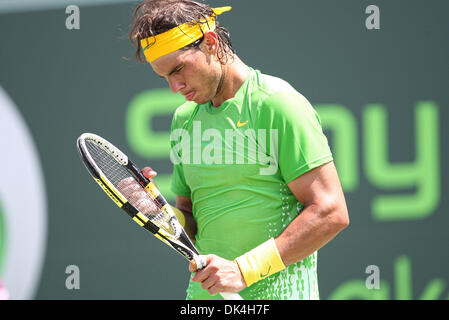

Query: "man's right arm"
<box><xmin>175</xmin><ymin>195</ymin><xmax>197</xmax><ymax>243</ymax></box>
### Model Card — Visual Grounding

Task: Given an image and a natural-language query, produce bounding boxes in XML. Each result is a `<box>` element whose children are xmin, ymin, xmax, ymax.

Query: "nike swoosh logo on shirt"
<box><xmin>237</xmin><ymin>120</ymin><xmax>248</xmax><ymax>128</ymax></box>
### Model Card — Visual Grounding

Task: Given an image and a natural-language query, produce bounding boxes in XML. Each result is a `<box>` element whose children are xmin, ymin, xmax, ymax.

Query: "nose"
<box><xmin>167</xmin><ymin>76</ymin><xmax>185</xmax><ymax>94</ymax></box>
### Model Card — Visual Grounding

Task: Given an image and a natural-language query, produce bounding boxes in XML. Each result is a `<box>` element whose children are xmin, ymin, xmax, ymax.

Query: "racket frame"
<box><xmin>77</xmin><ymin>133</ymin><xmax>197</xmax><ymax>261</ymax></box>
<box><xmin>77</xmin><ymin>133</ymin><xmax>243</xmax><ymax>300</ymax></box>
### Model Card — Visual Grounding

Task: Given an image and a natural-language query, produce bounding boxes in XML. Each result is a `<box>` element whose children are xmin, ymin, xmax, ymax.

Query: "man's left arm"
<box><xmin>275</xmin><ymin>161</ymin><xmax>349</xmax><ymax>266</ymax></box>
<box><xmin>190</xmin><ymin>161</ymin><xmax>349</xmax><ymax>295</ymax></box>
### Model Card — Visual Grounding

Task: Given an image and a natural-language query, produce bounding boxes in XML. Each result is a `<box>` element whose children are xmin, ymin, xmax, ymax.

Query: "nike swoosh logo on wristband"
<box><xmin>260</xmin><ymin>265</ymin><xmax>272</xmax><ymax>278</ymax></box>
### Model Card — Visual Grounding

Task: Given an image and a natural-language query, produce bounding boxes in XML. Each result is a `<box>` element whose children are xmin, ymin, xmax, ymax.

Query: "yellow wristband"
<box><xmin>170</xmin><ymin>205</ymin><xmax>186</xmax><ymax>228</ymax></box>
<box><xmin>235</xmin><ymin>238</ymin><xmax>286</xmax><ymax>287</ymax></box>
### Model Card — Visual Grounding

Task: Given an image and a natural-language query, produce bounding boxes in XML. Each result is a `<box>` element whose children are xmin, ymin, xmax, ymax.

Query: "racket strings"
<box><xmin>86</xmin><ymin>140</ymin><xmax>176</xmax><ymax>235</ymax></box>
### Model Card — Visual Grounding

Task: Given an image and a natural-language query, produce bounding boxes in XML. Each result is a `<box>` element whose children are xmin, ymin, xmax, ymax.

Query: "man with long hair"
<box><xmin>129</xmin><ymin>0</ymin><xmax>349</xmax><ymax>300</ymax></box>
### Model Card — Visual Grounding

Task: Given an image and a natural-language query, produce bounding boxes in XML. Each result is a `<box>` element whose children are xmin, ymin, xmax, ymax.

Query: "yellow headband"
<box><xmin>140</xmin><ymin>6</ymin><xmax>231</xmax><ymax>63</ymax></box>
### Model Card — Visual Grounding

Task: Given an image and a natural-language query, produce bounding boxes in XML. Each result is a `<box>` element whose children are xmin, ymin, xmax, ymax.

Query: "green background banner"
<box><xmin>0</xmin><ymin>0</ymin><xmax>447</xmax><ymax>299</ymax></box>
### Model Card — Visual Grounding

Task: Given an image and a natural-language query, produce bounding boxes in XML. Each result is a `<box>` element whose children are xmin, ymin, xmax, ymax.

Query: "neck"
<box><xmin>211</xmin><ymin>56</ymin><xmax>248</xmax><ymax>107</ymax></box>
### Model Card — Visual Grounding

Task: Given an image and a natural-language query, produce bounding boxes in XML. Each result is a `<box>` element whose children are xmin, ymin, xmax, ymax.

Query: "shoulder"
<box><xmin>171</xmin><ymin>101</ymin><xmax>198</xmax><ymax>129</ymax></box>
<box><xmin>257</xmin><ymin>72</ymin><xmax>296</xmax><ymax>94</ymax></box>
<box><xmin>250</xmin><ymin>70</ymin><xmax>318</xmax><ymax>123</ymax></box>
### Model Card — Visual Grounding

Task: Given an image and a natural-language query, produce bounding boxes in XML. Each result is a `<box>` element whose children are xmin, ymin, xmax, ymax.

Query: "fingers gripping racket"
<box><xmin>77</xmin><ymin>133</ymin><xmax>242</xmax><ymax>300</ymax></box>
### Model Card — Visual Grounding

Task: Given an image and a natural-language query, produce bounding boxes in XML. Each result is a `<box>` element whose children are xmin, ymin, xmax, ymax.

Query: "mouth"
<box><xmin>184</xmin><ymin>91</ymin><xmax>196</xmax><ymax>101</ymax></box>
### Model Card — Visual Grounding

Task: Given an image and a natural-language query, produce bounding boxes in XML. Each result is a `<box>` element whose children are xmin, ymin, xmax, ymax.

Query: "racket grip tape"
<box><xmin>191</xmin><ymin>255</ymin><xmax>207</xmax><ymax>271</ymax></box>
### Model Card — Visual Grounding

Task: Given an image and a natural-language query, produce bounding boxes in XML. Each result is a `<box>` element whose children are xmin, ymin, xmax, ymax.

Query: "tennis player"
<box><xmin>130</xmin><ymin>0</ymin><xmax>349</xmax><ymax>300</ymax></box>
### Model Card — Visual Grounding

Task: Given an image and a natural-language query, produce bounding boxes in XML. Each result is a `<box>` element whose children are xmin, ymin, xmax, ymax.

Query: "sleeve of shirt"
<box><xmin>170</xmin><ymin>108</ymin><xmax>192</xmax><ymax>197</ymax></box>
<box><xmin>255</xmin><ymin>90</ymin><xmax>333</xmax><ymax>184</ymax></box>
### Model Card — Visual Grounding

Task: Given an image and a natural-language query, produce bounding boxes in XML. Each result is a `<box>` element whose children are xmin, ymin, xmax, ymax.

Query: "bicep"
<box><xmin>277</xmin><ymin>161</ymin><xmax>349</xmax><ymax>265</ymax></box>
<box><xmin>287</xmin><ymin>161</ymin><xmax>347</xmax><ymax>213</ymax></box>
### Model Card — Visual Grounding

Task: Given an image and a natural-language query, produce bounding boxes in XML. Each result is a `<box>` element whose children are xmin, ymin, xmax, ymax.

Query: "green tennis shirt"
<box><xmin>170</xmin><ymin>67</ymin><xmax>333</xmax><ymax>300</ymax></box>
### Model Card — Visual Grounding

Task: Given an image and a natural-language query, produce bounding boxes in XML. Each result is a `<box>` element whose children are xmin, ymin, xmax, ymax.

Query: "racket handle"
<box><xmin>192</xmin><ymin>255</ymin><xmax>244</xmax><ymax>300</ymax></box>
<box><xmin>193</xmin><ymin>255</ymin><xmax>207</xmax><ymax>270</ymax></box>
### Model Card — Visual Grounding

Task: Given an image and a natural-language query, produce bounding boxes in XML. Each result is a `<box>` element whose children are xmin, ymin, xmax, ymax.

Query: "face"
<box><xmin>150</xmin><ymin>39</ymin><xmax>223</xmax><ymax>105</ymax></box>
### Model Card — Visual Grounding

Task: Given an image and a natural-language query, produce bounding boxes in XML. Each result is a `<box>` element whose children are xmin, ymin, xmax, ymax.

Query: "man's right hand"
<box><xmin>115</xmin><ymin>166</ymin><xmax>159</xmax><ymax>216</ymax></box>
<box><xmin>142</xmin><ymin>167</ymin><xmax>158</xmax><ymax>179</ymax></box>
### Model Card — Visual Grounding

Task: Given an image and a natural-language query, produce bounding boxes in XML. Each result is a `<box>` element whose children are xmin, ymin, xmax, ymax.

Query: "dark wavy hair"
<box><xmin>129</xmin><ymin>0</ymin><xmax>235</xmax><ymax>64</ymax></box>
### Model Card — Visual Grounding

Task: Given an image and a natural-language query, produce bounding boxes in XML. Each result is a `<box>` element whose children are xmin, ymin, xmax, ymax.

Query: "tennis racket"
<box><xmin>76</xmin><ymin>133</ymin><xmax>243</xmax><ymax>300</ymax></box>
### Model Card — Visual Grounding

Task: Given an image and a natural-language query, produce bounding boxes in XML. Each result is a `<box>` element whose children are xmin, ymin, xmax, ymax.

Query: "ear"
<box><xmin>202</xmin><ymin>31</ymin><xmax>219</xmax><ymax>55</ymax></box>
